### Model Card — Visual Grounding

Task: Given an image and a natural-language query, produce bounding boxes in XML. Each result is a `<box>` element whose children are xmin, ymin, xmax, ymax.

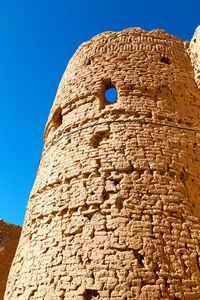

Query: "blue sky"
<box><xmin>0</xmin><ymin>0</ymin><xmax>199</xmax><ymax>225</ymax></box>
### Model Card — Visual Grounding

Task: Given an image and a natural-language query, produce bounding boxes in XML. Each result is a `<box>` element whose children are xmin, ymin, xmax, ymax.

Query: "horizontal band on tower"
<box><xmin>41</xmin><ymin>119</ymin><xmax>200</xmax><ymax>158</ymax></box>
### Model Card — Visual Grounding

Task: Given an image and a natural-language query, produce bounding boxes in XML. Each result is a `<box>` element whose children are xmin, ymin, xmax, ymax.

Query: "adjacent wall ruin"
<box><xmin>0</xmin><ymin>220</ymin><xmax>21</xmax><ymax>300</ymax></box>
<box><xmin>4</xmin><ymin>26</ymin><xmax>200</xmax><ymax>299</ymax></box>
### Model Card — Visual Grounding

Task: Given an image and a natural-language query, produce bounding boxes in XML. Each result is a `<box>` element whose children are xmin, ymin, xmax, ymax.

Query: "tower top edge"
<box><xmin>76</xmin><ymin>27</ymin><xmax>185</xmax><ymax>53</ymax></box>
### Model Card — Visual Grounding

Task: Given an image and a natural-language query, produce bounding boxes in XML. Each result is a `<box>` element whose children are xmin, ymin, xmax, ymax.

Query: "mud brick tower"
<box><xmin>0</xmin><ymin>220</ymin><xmax>21</xmax><ymax>300</ymax></box>
<box><xmin>4</xmin><ymin>26</ymin><xmax>200</xmax><ymax>299</ymax></box>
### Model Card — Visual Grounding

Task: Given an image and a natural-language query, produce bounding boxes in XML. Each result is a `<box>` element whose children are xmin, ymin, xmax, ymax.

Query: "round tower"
<box><xmin>5</xmin><ymin>27</ymin><xmax>200</xmax><ymax>299</ymax></box>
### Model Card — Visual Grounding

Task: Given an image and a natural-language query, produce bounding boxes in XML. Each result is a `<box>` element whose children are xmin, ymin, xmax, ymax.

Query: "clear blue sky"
<box><xmin>0</xmin><ymin>0</ymin><xmax>199</xmax><ymax>225</ymax></box>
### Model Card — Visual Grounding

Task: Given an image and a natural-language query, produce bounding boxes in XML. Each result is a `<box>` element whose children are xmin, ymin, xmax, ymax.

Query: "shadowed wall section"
<box><xmin>4</xmin><ymin>27</ymin><xmax>200</xmax><ymax>299</ymax></box>
<box><xmin>0</xmin><ymin>220</ymin><xmax>21</xmax><ymax>300</ymax></box>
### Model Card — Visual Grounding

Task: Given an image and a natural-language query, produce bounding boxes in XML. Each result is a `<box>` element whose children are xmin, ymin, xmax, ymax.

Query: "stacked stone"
<box><xmin>0</xmin><ymin>219</ymin><xmax>21</xmax><ymax>300</ymax></box>
<box><xmin>5</xmin><ymin>27</ymin><xmax>200</xmax><ymax>299</ymax></box>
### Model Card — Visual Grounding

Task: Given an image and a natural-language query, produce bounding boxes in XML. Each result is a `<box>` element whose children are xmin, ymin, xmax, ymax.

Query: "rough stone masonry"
<box><xmin>0</xmin><ymin>220</ymin><xmax>21</xmax><ymax>300</ymax></box>
<box><xmin>4</xmin><ymin>26</ymin><xmax>200</xmax><ymax>299</ymax></box>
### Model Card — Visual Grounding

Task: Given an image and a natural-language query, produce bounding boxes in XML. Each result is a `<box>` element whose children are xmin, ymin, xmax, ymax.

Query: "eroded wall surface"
<box><xmin>5</xmin><ymin>27</ymin><xmax>200</xmax><ymax>299</ymax></box>
<box><xmin>0</xmin><ymin>220</ymin><xmax>21</xmax><ymax>300</ymax></box>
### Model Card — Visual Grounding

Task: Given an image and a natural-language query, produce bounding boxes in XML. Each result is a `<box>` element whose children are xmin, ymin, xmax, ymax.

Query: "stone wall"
<box><xmin>0</xmin><ymin>220</ymin><xmax>21</xmax><ymax>300</ymax></box>
<box><xmin>5</xmin><ymin>27</ymin><xmax>200</xmax><ymax>299</ymax></box>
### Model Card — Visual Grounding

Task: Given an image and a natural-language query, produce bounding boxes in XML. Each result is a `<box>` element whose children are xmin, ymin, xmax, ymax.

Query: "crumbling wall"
<box><xmin>0</xmin><ymin>219</ymin><xmax>21</xmax><ymax>300</ymax></box>
<box><xmin>5</xmin><ymin>27</ymin><xmax>200</xmax><ymax>299</ymax></box>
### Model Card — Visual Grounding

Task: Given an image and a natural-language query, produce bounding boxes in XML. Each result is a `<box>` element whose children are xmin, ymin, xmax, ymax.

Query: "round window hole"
<box><xmin>105</xmin><ymin>87</ymin><xmax>117</xmax><ymax>103</ymax></box>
